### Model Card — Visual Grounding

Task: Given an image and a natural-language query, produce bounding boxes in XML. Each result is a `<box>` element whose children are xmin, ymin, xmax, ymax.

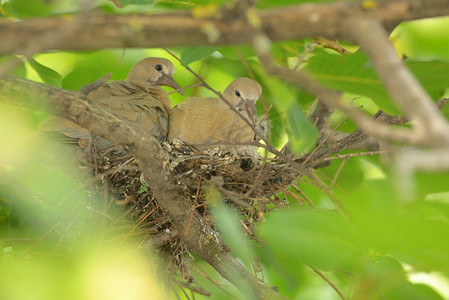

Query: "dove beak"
<box><xmin>239</xmin><ymin>99</ymin><xmax>257</xmax><ymax>125</ymax></box>
<box><xmin>158</xmin><ymin>74</ymin><xmax>185</xmax><ymax>95</ymax></box>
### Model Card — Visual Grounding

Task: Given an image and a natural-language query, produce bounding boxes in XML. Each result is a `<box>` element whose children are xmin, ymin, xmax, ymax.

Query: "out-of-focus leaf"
<box><xmin>260</xmin><ymin>208</ymin><xmax>364</xmax><ymax>270</ymax></box>
<box><xmin>415</xmin><ymin>172</ymin><xmax>449</xmax><ymax>198</ymax></box>
<box><xmin>118</xmin><ymin>0</ymin><xmax>154</xmax><ymax>5</ymax></box>
<box><xmin>385</xmin><ymin>282</ymin><xmax>444</xmax><ymax>300</ymax></box>
<box><xmin>28</xmin><ymin>58</ymin><xmax>62</xmax><ymax>88</ymax></box>
<box><xmin>285</xmin><ymin>103</ymin><xmax>318</xmax><ymax>153</ymax></box>
<box><xmin>257</xmin><ymin>0</ymin><xmax>333</xmax><ymax>9</ymax></box>
<box><xmin>6</xmin><ymin>0</ymin><xmax>50</xmax><ymax>17</ymax></box>
<box><xmin>207</xmin><ymin>187</ymin><xmax>252</xmax><ymax>267</ymax></box>
<box><xmin>265</xmin><ymin>106</ymin><xmax>286</xmax><ymax>147</ymax></box>
<box><xmin>346</xmin><ymin>180</ymin><xmax>449</xmax><ymax>273</ymax></box>
<box><xmin>407</xmin><ymin>60</ymin><xmax>449</xmax><ymax>100</ymax></box>
<box><xmin>0</xmin><ymin>55</ymin><xmax>26</xmax><ymax>77</ymax></box>
<box><xmin>321</xmin><ymin>156</ymin><xmax>365</xmax><ymax>192</ymax></box>
<box><xmin>181</xmin><ymin>46</ymin><xmax>220</xmax><ymax>66</ymax></box>
<box><xmin>394</xmin><ymin>17</ymin><xmax>449</xmax><ymax>61</ymax></box>
<box><xmin>220</xmin><ymin>45</ymin><xmax>256</xmax><ymax>60</ymax></box>
<box><xmin>62</xmin><ymin>51</ymin><xmax>139</xmax><ymax>90</ymax></box>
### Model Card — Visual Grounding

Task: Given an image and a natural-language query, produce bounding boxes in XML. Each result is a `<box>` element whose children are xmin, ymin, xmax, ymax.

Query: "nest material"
<box><xmin>88</xmin><ymin>138</ymin><xmax>299</xmax><ymax>281</ymax></box>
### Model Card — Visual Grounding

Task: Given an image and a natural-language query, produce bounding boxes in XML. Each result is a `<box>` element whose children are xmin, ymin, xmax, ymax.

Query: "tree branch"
<box><xmin>0</xmin><ymin>75</ymin><xmax>287</xmax><ymax>300</ymax></box>
<box><xmin>341</xmin><ymin>15</ymin><xmax>449</xmax><ymax>147</ymax></box>
<box><xmin>1</xmin><ymin>0</ymin><xmax>449</xmax><ymax>54</ymax></box>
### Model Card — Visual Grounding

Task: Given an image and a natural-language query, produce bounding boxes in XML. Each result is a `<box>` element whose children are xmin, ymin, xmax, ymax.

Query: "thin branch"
<box><xmin>310</xmin><ymin>265</ymin><xmax>347</xmax><ymax>300</ymax></box>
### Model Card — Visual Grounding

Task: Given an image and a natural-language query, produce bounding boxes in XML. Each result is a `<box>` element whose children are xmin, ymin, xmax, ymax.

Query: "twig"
<box><xmin>330</xmin><ymin>157</ymin><xmax>349</xmax><ymax>189</ymax></box>
<box><xmin>310</xmin><ymin>265</ymin><xmax>346</xmax><ymax>300</ymax></box>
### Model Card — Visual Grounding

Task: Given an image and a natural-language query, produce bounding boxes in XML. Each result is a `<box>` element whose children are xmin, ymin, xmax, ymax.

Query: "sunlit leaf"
<box><xmin>28</xmin><ymin>58</ymin><xmax>62</xmax><ymax>88</ymax></box>
<box><xmin>394</xmin><ymin>17</ymin><xmax>449</xmax><ymax>61</ymax></box>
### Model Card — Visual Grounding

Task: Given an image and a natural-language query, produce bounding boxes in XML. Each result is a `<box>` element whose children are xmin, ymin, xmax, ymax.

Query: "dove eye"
<box><xmin>155</xmin><ymin>64</ymin><xmax>163</xmax><ymax>72</ymax></box>
<box><xmin>235</xmin><ymin>90</ymin><xmax>241</xmax><ymax>97</ymax></box>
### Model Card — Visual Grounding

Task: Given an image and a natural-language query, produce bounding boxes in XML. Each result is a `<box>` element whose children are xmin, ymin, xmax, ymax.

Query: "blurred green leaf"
<box><xmin>118</xmin><ymin>0</ymin><xmax>155</xmax><ymax>5</ymax></box>
<box><xmin>394</xmin><ymin>17</ymin><xmax>449</xmax><ymax>61</ymax></box>
<box><xmin>257</xmin><ymin>0</ymin><xmax>333</xmax><ymax>9</ymax></box>
<box><xmin>260</xmin><ymin>208</ymin><xmax>364</xmax><ymax>270</ymax></box>
<box><xmin>207</xmin><ymin>187</ymin><xmax>252</xmax><ymax>267</ymax></box>
<box><xmin>415</xmin><ymin>171</ymin><xmax>449</xmax><ymax>198</ymax></box>
<box><xmin>285</xmin><ymin>103</ymin><xmax>318</xmax><ymax>153</ymax></box>
<box><xmin>6</xmin><ymin>0</ymin><xmax>50</xmax><ymax>18</ymax></box>
<box><xmin>181</xmin><ymin>46</ymin><xmax>220</xmax><ymax>66</ymax></box>
<box><xmin>220</xmin><ymin>45</ymin><xmax>256</xmax><ymax>61</ymax></box>
<box><xmin>321</xmin><ymin>157</ymin><xmax>365</xmax><ymax>192</ymax></box>
<box><xmin>408</xmin><ymin>60</ymin><xmax>449</xmax><ymax>100</ymax></box>
<box><xmin>0</xmin><ymin>55</ymin><xmax>26</xmax><ymax>77</ymax></box>
<box><xmin>28</xmin><ymin>58</ymin><xmax>62</xmax><ymax>88</ymax></box>
<box><xmin>385</xmin><ymin>282</ymin><xmax>444</xmax><ymax>300</ymax></box>
<box><xmin>346</xmin><ymin>180</ymin><xmax>449</xmax><ymax>273</ymax></box>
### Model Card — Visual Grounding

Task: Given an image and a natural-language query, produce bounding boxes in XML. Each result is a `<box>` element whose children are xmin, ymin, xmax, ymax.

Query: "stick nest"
<box><xmin>91</xmin><ymin>139</ymin><xmax>299</xmax><ymax>281</ymax></box>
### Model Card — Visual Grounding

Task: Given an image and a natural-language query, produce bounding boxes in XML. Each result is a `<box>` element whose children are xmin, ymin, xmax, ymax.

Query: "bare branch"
<box><xmin>1</xmin><ymin>0</ymin><xmax>449</xmax><ymax>54</ymax></box>
<box><xmin>342</xmin><ymin>15</ymin><xmax>449</xmax><ymax>146</ymax></box>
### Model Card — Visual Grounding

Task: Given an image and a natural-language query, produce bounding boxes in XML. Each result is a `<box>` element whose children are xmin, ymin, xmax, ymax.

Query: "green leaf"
<box><xmin>346</xmin><ymin>180</ymin><xmax>449</xmax><ymax>273</ymax></box>
<box><xmin>285</xmin><ymin>103</ymin><xmax>318</xmax><ymax>153</ymax></box>
<box><xmin>256</xmin><ymin>0</ymin><xmax>333</xmax><ymax>9</ymax></box>
<box><xmin>306</xmin><ymin>52</ymin><xmax>449</xmax><ymax>115</ymax></box>
<box><xmin>180</xmin><ymin>46</ymin><xmax>220</xmax><ymax>66</ymax></box>
<box><xmin>0</xmin><ymin>55</ymin><xmax>26</xmax><ymax>77</ymax></box>
<box><xmin>385</xmin><ymin>282</ymin><xmax>444</xmax><ymax>300</ymax></box>
<box><xmin>118</xmin><ymin>0</ymin><xmax>155</xmax><ymax>5</ymax></box>
<box><xmin>305</xmin><ymin>52</ymin><xmax>399</xmax><ymax>114</ymax></box>
<box><xmin>407</xmin><ymin>60</ymin><xmax>449</xmax><ymax>100</ymax></box>
<box><xmin>260</xmin><ymin>208</ymin><xmax>364</xmax><ymax>270</ymax></box>
<box><xmin>415</xmin><ymin>171</ymin><xmax>449</xmax><ymax>198</ymax></box>
<box><xmin>6</xmin><ymin>0</ymin><xmax>50</xmax><ymax>18</ymax></box>
<box><xmin>28</xmin><ymin>58</ymin><xmax>62</xmax><ymax>88</ymax></box>
<box><xmin>394</xmin><ymin>17</ymin><xmax>449</xmax><ymax>61</ymax></box>
<box><xmin>321</xmin><ymin>156</ymin><xmax>365</xmax><ymax>192</ymax></box>
<box><xmin>207</xmin><ymin>187</ymin><xmax>252</xmax><ymax>267</ymax></box>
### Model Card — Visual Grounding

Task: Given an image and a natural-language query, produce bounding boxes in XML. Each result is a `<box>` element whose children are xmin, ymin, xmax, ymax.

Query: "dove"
<box><xmin>40</xmin><ymin>57</ymin><xmax>183</xmax><ymax>153</ymax></box>
<box><xmin>168</xmin><ymin>77</ymin><xmax>262</xmax><ymax>156</ymax></box>
<box><xmin>85</xmin><ymin>57</ymin><xmax>183</xmax><ymax>140</ymax></box>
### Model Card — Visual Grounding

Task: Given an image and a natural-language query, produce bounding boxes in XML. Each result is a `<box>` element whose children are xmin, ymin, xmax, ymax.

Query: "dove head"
<box><xmin>223</xmin><ymin>77</ymin><xmax>262</xmax><ymax>124</ymax></box>
<box><xmin>127</xmin><ymin>57</ymin><xmax>184</xmax><ymax>95</ymax></box>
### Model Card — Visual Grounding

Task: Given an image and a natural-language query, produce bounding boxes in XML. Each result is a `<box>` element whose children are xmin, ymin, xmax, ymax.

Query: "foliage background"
<box><xmin>1</xmin><ymin>0</ymin><xmax>449</xmax><ymax>299</ymax></box>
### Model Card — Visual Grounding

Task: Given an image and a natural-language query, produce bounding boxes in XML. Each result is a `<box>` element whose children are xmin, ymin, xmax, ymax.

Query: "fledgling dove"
<box><xmin>168</xmin><ymin>77</ymin><xmax>262</xmax><ymax>156</ymax></box>
<box><xmin>41</xmin><ymin>57</ymin><xmax>183</xmax><ymax>152</ymax></box>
